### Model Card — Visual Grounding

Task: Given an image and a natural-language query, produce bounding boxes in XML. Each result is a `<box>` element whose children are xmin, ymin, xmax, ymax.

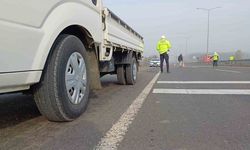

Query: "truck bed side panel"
<box><xmin>105</xmin><ymin>9</ymin><xmax>144</xmax><ymax>52</ymax></box>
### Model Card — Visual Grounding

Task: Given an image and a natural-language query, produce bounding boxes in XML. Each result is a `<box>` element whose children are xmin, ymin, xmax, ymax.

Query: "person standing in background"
<box><xmin>213</xmin><ymin>52</ymin><xmax>219</xmax><ymax>67</ymax></box>
<box><xmin>178</xmin><ymin>54</ymin><xmax>184</xmax><ymax>67</ymax></box>
<box><xmin>156</xmin><ymin>35</ymin><xmax>172</xmax><ymax>73</ymax></box>
<box><xmin>229</xmin><ymin>55</ymin><xmax>235</xmax><ymax>66</ymax></box>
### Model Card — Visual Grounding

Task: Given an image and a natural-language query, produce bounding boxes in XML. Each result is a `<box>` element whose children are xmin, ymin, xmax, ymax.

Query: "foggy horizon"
<box><xmin>103</xmin><ymin>0</ymin><xmax>250</xmax><ymax>58</ymax></box>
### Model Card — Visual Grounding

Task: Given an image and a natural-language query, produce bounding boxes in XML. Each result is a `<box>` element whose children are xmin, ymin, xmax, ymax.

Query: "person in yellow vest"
<box><xmin>212</xmin><ymin>52</ymin><xmax>219</xmax><ymax>67</ymax></box>
<box><xmin>156</xmin><ymin>35</ymin><xmax>172</xmax><ymax>73</ymax></box>
<box><xmin>229</xmin><ymin>55</ymin><xmax>235</xmax><ymax>65</ymax></box>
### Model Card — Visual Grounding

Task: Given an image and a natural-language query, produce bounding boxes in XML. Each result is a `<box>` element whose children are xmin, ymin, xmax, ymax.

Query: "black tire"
<box><xmin>33</xmin><ymin>34</ymin><xmax>90</xmax><ymax>122</ymax></box>
<box><xmin>137</xmin><ymin>61</ymin><xmax>140</xmax><ymax>72</ymax></box>
<box><xmin>117</xmin><ymin>65</ymin><xmax>126</xmax><ymax>85</ymax></box>
<box><xmin>125</xmin><ymin>57</ymin><xmax>137</xmax><ymax>85</ymax></box>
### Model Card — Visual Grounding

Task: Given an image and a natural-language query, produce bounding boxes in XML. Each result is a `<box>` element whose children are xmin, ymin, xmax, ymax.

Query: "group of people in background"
<box><xmin>211</xmin><ymin>52</ymin><xmax>235</xmax><ymax>67</ymax></box>
<box><xmin>155</xmin><ymin>35</ymin><xmax>237</xmax><ymax>72</ymax></box>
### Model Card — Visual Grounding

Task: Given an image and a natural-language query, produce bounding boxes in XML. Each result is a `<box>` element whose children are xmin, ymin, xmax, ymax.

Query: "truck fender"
<box><xmin>31</xmin><ymin>2</ymin><xmax>102</xmax><ymax>71</ymax></box>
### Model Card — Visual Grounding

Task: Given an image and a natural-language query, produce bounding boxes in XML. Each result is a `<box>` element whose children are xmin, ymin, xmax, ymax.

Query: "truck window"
<box><xmin>92</xmin><ymin>0</ymin><xmax>97</xmax><ymax>5</ymax></box>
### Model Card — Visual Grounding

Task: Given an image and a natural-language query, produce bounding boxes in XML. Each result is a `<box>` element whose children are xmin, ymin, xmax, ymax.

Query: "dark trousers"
<box><xmin>160</xmin><ymin>53</ymin><xmax>169</xmax><ymax>72</ymax></box>
<box><xmin>213</xmin><ymin>60</ymin><xmax>218</xmax><ymax>67</ymax></box>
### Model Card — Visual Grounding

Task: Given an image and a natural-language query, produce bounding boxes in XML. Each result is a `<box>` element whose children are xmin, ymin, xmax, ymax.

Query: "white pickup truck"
<box><xmin>0</xmin><ymin>0</ymin><xmax>144</xmax><ymax>121</ymax></box>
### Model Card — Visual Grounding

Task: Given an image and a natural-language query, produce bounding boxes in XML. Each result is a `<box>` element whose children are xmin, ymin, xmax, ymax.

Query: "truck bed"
<box><xmin>104</xmin><ymin>8</ymin><xmax>144</xmax><ymax>53</ymax></box>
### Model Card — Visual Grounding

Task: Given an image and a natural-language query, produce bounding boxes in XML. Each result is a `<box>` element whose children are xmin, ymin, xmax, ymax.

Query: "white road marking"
<box><xmin>156</xmin><ymin>101</ymin><xmax>161</xmax><ymax>104</ymax></box>
<box><xmin>159</xmin><ymin>120</ymin><xmax>171</xmax><ymax>124</ymax></box>
<box><xmin>215</xmin><ymin>69</ymin><xmax>241</xmax><ymax>73</ymax></box>
<box><xmin>157</xmin><ymin>81</ymin><xmax>250</xmax><ymax>84</ymax></box>
<box><xmin>153</xmin><ymin>89</ymin><xmax>250</xmax><ymax>95</ymax></box>
<box><xmin>186</xmin><ymin>66</ymin><xmax>211</xmax><ymax>68</ymax></box>
<box><xmin>95</xmin><ymin>72</ymin><xmax>160</xmax><ymax>150</ymax></box>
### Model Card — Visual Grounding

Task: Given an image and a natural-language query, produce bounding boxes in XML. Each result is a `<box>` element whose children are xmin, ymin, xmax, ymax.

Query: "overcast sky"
<box><xmin>103</xmin><ymin>0</ymin><xmax>250</xmax><ymax>57</ymax></box>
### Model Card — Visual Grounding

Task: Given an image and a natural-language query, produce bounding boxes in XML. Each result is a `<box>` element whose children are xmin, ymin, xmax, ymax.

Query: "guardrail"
<box><xmin>185</xmin><ymin>59</ymin><xmax>250</xmax><ymax>67</ymax></box>
<box><xmin>219</xmin><ymin>59</ymin><xmax>250</xmax><ymax>67</ymax></box>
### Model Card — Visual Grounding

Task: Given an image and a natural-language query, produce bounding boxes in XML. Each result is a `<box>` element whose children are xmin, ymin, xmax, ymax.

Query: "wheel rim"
<box><xmin>65</xmin><ymin>52</ymin><xmax>87</xmax><ymax>105</ymax></box>
<box><xmin>133</xmin><ymin>62</ymin><xmax>137</xmax><ymax>81</ymax></box>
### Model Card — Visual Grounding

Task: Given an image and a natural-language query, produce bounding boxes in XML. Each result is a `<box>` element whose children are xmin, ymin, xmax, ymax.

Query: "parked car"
<box><xmin>149</xmin><ymin>58</ymin><xmax>160</xmax><ymax>67</ymax></box>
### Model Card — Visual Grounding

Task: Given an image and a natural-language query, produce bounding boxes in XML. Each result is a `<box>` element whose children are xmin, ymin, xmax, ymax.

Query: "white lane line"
<box><xmin>187</xmin><ymin>66</ymin><xmax>211</xmax><ymax>68</ymax></box>
<box><xmin>215</xmin><ymin>69</ymin><xmax>241</xmax><ymax>74</ymax></box>
<box><xmin>157</xmin><ymin>81</ymin><xmax>250</xmax><ymax>84</ymax></box>
<box><xmin>95</xmin><ymin>72</ymin><xmax>160</xmax><ymax>150</ymax></box>
<box><xmin>153</xmin><ymin>89</ymin><xmax>250</xmax><ymax>95</ymax></box>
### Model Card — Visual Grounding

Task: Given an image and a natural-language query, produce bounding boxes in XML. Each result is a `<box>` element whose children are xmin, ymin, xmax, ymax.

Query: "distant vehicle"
<box><xmin>0</xmin><ymin>0</ymin><xmax>144</xmax><ymax>122</ymax></box>
<box><xmin>201</xmin><ymin>55</ymin><xmax>213</xmax><ymax>63</ymax></box>
<box><xmin>149</xmin><ymin>58</ymin><xmax>160</xmax><ymax>67</ymax></box>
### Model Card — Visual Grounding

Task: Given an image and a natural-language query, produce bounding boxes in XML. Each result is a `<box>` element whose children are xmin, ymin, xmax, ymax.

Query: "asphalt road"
<box><xmin>0</xmin><ymin>65</ymin><xmax>250</xmax><ymax>150</ymax></box>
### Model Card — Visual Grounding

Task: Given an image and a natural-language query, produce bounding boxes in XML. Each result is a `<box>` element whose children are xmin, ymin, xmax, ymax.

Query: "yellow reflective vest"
<box><xmin>213</xmin><ymin>53</ymin><xmax>219</xmax><ymax>61</ymax></box>
<box><xmin>229</xmin><ymin>56</ymin><xmax>235</xmax><ymax>61</ymax></box>
<box><xmin>156</xmin><ymin>39</ymin><xmax>172</xmax><ymax>54</ymax></box>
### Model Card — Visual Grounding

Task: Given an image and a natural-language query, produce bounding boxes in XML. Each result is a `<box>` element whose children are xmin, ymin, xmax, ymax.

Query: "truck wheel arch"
<box><xmin>32</xmin><ymin>2</ymin><xmax>102</xmax><ymax>70</ymax></box>
<box><xmin>29</xmin><ymin>2</ymin><xmax>103</xmax><ymax>89</ymax></box>
<box><xmin>35</xmin><ymin>24</ymin><xmax>102</xmax><ymax>90</ymax></box>
<box><xmin>53</xmin><ymin>25</ymin><xmax>101</xmax><ymax>90</ymax></box>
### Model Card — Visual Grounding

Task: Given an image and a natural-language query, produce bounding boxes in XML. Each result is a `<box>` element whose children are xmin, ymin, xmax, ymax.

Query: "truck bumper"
<box><xmin>0</xmin><ymin>71</ymin><xmax>42</xmax><ymax>94</ymax></box>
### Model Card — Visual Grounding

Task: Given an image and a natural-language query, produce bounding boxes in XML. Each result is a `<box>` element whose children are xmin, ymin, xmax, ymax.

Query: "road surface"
<box><xmin>0</xmin><ymin>65</ymin><xmax>250</xmax><ymax>150</ymax></box>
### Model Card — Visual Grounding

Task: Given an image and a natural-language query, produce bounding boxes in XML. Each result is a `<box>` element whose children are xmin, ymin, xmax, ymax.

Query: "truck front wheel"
<box><xmin>33</xmin><ymin>34</ymin><xmax>90</xmax><ymax>122</ymax></box>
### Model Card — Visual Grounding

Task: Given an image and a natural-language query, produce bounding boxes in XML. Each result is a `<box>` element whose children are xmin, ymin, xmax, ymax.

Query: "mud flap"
<box><xmin>87</xmin><ymin>50</ymin><xmax>102</xmax><ymax>90</ymax></box>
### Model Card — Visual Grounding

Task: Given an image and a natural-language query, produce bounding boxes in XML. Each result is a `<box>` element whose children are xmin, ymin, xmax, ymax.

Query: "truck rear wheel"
<box><xmin>117</xmin><ymin>65</ymin><xmax>126</xmax><ymax>85</ymax></box>
<box><xmin>33</xmin><ymin>34</ymin><xmax>90</xmax><ymax>122</ymax></box>
<box><xmin>125</xmin><ymin>57</ymin><xmax>137</xmax><ymax>85</ymax></box>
